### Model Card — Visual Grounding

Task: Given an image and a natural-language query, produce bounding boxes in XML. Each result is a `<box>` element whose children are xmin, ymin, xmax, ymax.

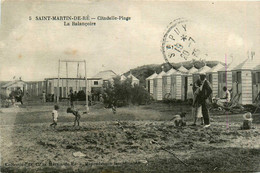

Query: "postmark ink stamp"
<box><xmin>161</xmin><ymin>18</ymin><xmax>206</xmax><ymax>67</ymax></box>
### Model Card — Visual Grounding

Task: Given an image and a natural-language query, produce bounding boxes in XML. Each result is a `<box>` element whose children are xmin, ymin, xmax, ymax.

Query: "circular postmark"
<box><xmin>162</xmin><ymin>18</ymin><xmax>206</xmax><ymax>67</ymax></box>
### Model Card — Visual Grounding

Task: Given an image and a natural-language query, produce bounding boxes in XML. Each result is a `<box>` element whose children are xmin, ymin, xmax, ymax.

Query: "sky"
<box><xmin>0</xmin><ymin>0</ymin><xmax>259</xmax><ymax>81</ymax></box>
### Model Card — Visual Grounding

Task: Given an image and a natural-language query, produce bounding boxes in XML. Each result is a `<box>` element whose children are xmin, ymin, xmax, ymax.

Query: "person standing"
<box><xmin>199</xmin><ymin>73</ymin><xmax>212</xmax><ymax>128</ymax></box>
<box><xmin>16</xmin><ymin>87</ymin><xmax>23</xmax><ymax>105</ymax></box>
<box><xmin>192</xmin><ymin>79</ymin><xmax>204</xmax><ymax>126</ymax></box>
<box><xmin>42</xmin><ymin>90</ymin><xmax>46</xmax><ymax>103</ymax></box>
<box><xmin>50</xmin><ymin>105</ymin><xmax>59</xmax><ymax>128</ymax></box>
<box><xmin>68</xmin><ymin>89</ymin><xmax>74</xmax><ymax>108</ymax></box>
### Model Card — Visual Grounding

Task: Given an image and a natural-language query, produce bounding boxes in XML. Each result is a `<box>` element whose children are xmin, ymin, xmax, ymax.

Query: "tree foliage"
<box><xmin>102</xmin><ymin>77</ymin><xmax>152</xmax><ymax>107</ymax></box>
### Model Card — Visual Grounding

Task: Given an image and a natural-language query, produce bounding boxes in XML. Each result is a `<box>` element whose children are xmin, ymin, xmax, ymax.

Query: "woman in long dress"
<box><xmin>192</xmin><ymin>79</ymin><xmax>203</xmax><ymax>126</ymax></box>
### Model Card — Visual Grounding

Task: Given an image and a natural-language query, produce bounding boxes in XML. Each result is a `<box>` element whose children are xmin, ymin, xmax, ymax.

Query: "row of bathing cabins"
<box><xmin>146</xmin><ymin>58</ymin><xmax>260</xmax><ymax>105</ymax></box>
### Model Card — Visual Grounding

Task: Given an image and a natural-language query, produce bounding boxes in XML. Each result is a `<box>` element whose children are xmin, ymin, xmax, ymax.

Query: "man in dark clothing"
<box><xmin>199</xmin><ymin>73</ymin><xmax>212</xmax><ymax>128</ymax></box>
<box><xmin>16</xmin><ymin>87</ymin><xmax>23</xmax><ymax>105</ymax></box>
<box><xmin>68</xmin><ymin>89</ymin><xmax>74</xmax><ymax>108</ymax></box>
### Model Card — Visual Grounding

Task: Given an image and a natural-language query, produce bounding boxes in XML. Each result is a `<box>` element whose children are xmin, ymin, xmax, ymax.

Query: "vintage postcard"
<box><xmin>0</xmin><ymin>0</ymin><xmax>259</xmax><ymax>172</ymax></box>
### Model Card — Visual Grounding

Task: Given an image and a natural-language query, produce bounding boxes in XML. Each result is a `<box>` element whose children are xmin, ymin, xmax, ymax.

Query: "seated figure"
<box><xmin>216</xmin><ymin>86</ymin><xmax>231</xmax><ymax>107</ymax></box>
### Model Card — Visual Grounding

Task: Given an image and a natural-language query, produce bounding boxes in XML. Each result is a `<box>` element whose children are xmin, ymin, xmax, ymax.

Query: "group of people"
<box><xmin>8</xmin><ymin>87</ymin><xmax>24</xmax><ymax>106</ymax></box>
<box><xmin>191</xmin><ymin>73</ymin><xmax>253</xmax><ymax>129</ymax></box>
<box><xmin>50</xmin><ymin>89</ymin><xmax>83</xmax><ymax>128</ymax></box>
<box><xmin>50</xmin><ymin>104</ymin><xmax>81</xmax><ymax>128</ymax></box>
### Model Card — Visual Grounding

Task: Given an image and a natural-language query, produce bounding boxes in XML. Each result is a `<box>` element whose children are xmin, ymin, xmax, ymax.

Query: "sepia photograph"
<box><xmin>0</xmin><ymin>0</ymin><xmax>259</xmax><ymax>172</ymax></box>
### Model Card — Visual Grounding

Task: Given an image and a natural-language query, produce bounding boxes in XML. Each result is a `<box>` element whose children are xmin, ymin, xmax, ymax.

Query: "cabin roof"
<box><xmin>187</xmin><ymin>66</ymin><xmax>198</xmax><ymax>74</ymax></box>
<box><xmin>253</xmin><ymin>64</ymin><xmax>260</xmax><ymax>71</ymax></box>
<box><xmin>207</xmin><ymin>63</ymin><xmax>224</xmax><ymax>73</ymax></box>
<box><xmin>232</xmin><ymin>58</ymin><xmax>259</xmax><ymax>71</ymax></box>
<box><xmin>146</xmin><ymin>72</ymin><xmax>158</xmax><ymax>80</ymax></box>
<box><xmin>155</xmin><ymin>71</ymin><xmax>166</xmax><ymax>79</ymax></box>
<box><xmin>93</xmin><ymin>70</ymin><xmax>117</xmax><ymax>80</ymax></box>
<box><xmin>1</xmin><ymin>80</ymin><xmax>26</xmax><ymax>88</ymax></box>
<box><xmin>196</xmin><ymin>65</ymin><xmax>211</xmax><ymax>74</ymax></box>
<box><xmin>178</xmin><ymin>65</ymin><xmax>188</xmax><ymax>73</ymax></box>
<box><xmin>127</xmin><ymin>74</ymin><xmax>139</xmax><ymax>81</ymax></box>
<box><xmin>163</xmin><ymin>68</ymin><xmax>177</xmax><ymax>76</ymax></box>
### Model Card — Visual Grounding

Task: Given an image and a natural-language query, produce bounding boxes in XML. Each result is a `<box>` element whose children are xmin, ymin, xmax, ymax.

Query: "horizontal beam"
<box><xmin>60</xmin><ymin>60</ymin><xmax>85</xmax><ymax>63</ymax></box>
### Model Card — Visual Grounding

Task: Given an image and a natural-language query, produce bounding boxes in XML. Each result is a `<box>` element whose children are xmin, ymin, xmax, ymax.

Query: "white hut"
<box><xmin>162</xmin><ymin>68</ymin><xmax>177</xmax><ymax>99</ymax></box>
<box><xmin>252</xmin><ymin>64</ymin><xmax>260</xmax><ymax>102</ymax></box>
<box><xmin>206</xmin><ymin>63</ymin><xmax>224</xmax><ymax>97</ymax></box>
<box><xmin>231</xmin><ymin>58</ymin><xmax>259</xmax><ymax>104</ymax></box>
<box><xmin>153</xmin><ymin>71</ymin><xmax>166</xmax><ymax>100</ymax></box>
<box><xmin>120</xmin><ymin>74</ymin><xmax>127</xmax><ymax>81</ymax></box>
<box><xmin>146</xmin><ymin>72</ymin><xmax>157</xmax><ymax>95</ymax></box>
<box><xmin>170</xmin><ymin>71</ymin><xmax>184</xmax><ymax>100</ymax></box>
<box><xmin>1</xmin><ymin>80</ymin><xmax>26</xmax><ymax>97</ymax></box>
<box><xmin>127</xmin><ymin>74</ymin><xmax>139</xmax><ymax>86</ymax></box>
<box><xmin>217</xmin><ymin>61</ymin><xmax>238</xmax><ymax>98</ymax></box>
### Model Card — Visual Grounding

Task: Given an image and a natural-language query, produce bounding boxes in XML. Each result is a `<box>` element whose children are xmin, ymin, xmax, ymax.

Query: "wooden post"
<box><xmin>57</xmin><ymin>59</ymin><xmax>60</xmax><ymax>103</ymax></box>
<box><xmin>76</xmin><ymin>62</ymin><xmax>79</xmax><ymax>92</ymax></box>
<box><xmin>84</xmin><ymin>60</ymin><xmax>89</xmax><ymax>113</ymax></box>
<box><xmin>66</xmin><ymin>62</ymin><xmax>68</xmax><ymax>97</ymax></box>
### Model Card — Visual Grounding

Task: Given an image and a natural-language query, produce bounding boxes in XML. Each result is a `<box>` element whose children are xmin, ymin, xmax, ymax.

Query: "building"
<box><xmin>25</xmin><ymin>81</ymin><xmax>46</xmax><ymax>97</ymax></box>
<box><xmin>0</xmin><ymin>80</ymin><xmax>26</xmax><ymax>97</ymax></box>
<box><xmin>206</xmin><ymin>63</ymin><xmax>224</xmax><ymax>97</ymax></box>
<box><xmin>146</xmin><ymin>72</ymin><xmax>157</xmax><ymax>96</ymax></box>
<box><xmin>170</xmin><ymin>71</ymin><xmax>184</xmax><ymax>100</ymax></box>
<box><xmin>127</xmin><ymin>73</ymin><xmax>139</xmax><ymax>86</ymax></box>
<box><xmin>252</xmin><ymin>64</ymin><xmax>260</xmax><ymax>102</ymax></box>
<box><xmin>93</xmin><ymin>70</ymin><xmax>117</xmax><ymax>83</ymax></box>
<box><xmin>120</xmin><ymin>74</ymin><xmax>127</xmax><ymax>81</ymax></box>
<box><xmin>231</xmin><ymin>58</ymin><xmax>259</xmax><ymax>104</ymax></box>
<box><xmin>162</xmin><ymin>68</ymin><xmax>177</xmax><ymax>99</ymax></box>
<box><xmin>217</xmin><ymin>61</ymin><xmax>239</xmax><ymax>98</ymax></box>
<box><xmin>153</xmin><ymin>71</ymin><xmax>166</xmax><ymax>100</ymax></box>
<box><xmin>44</xmin><ymin>78</ymin><xmax>103</xmax><ymax>99</ymax></box>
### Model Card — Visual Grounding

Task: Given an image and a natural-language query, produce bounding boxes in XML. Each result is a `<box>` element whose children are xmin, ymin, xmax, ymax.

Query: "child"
<box><xmin>240</xmin><ymin>112</ymin><xmax>253</xmax><ymax>130</ymax></box>
<box><xmin>111</xmin><ymin>104</ymin><xmax>116</xmax><ymax>114</ymax></box>
<box><xmin>67</xmin><ymin>107</ymin><xmax>81</xmax><ymax>126</ymax></box>
<box><xmin>50</xmin><ymin>105</ymin><xmax>59</xmax><ymax>128</ymax></box>
<box><xmin>192</xmin><ymin>79</ymin><xmax>204</xmax><ymax>126</ymax></box>
<box><xmin>171</xmin><ymin>112</ymin><xmax>186</xmax><ymax>127</ymax></box>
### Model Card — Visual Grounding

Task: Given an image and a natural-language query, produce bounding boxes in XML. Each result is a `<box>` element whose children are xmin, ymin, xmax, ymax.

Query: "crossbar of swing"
<box><xmin>60</xmin><ymin>60</ymin><xmax>85</xmax><ymax>63</ymax></box>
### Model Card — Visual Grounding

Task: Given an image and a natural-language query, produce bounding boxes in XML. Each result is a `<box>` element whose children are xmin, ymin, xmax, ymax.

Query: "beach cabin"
<box><xmin>127</xmin><ymin>74</ymin><xmax>140</xmax><ymax>86</ymax></box>
<box><xmin>231</xmin><ymin>58</ymin><xmax>258</xmax><ymax>105</ymax></box>
<box><xmin>252</xmin><ymin>64</ymin><xmax>260</xmax><ymax>103</ymax></box>
<box><xmin>185</xmin><ymin>66</ymin><xmax>199</xmax><ymax>100</ymax></box>
<box><xmin>1</xmin><ymin>80</ymin><xmax>26</xmax><ymax>97</ymax></box>
<box><xmin>170</xmin><ymin>71</ymin><xmax>184</xmax><ymax>100</ymax></box>
<box><xmin>120</xmin><ymin>74</ymin><xmax>127</xmax><ymax>81</ymax></box>
<box><xmin>217</xmin><ymin>62</ymin><xmax>239</xmax><ymax>98</ymax></box>
<box><xmin>206</xmin><ymin>63</ymin><xmax>224</xmax><ymax>97</ymax></box>
<box><xmin>153</xmin><ymin>71</ymin><xmax>166</xmax><ymax>100</ymax></box>
<box><xmin>146</xmin><ymin>72</ymin><xmax>157</xmax><ymax>95</ymax></box>
<box><xmin>162</xmin><ymin>68</ymin><xmax>177</xmax><ymax>99</ymax></box>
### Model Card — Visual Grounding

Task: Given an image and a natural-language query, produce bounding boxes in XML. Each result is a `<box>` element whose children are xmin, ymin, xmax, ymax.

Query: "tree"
<box><xmin>102</xmin><ymin>76</ymin><xmax>152</xmax><ymax>107</ymax></box>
